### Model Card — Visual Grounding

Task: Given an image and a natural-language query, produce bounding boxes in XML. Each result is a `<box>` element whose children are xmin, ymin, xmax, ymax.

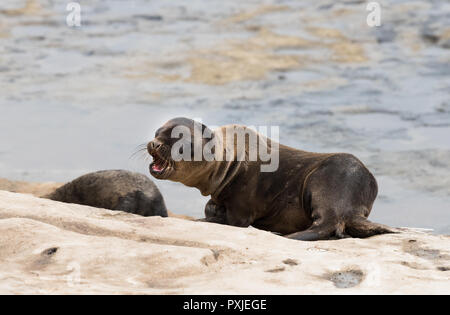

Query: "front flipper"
<box><xmin>197</xmin><ymin>199</ymin><xmax>228</xmax><ymax>224</ymax></box>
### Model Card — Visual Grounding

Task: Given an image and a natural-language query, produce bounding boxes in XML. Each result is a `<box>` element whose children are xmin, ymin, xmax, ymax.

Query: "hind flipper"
<box><xmin>346</xmin><ymin>217</ymin><xmax>399</xmax><ymax>238</ymax></box>
<box><xmin>285</xmin><ymin>222</ymin><xmax>337</xmax><ymax>241</ymax></box>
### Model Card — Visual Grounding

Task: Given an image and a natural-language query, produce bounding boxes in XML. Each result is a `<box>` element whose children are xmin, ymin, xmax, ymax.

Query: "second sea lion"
<box><xmin>46</xmin><ymin>170</ymin><xmax>168</xmax><ymax>217</ymax></box>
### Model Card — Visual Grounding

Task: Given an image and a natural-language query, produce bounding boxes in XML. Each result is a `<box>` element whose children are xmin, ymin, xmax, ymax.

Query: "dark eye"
<box><xmin>179</xmin><ymin>146</ymin><xmax>183</xmax><ymax>154</ymax></box>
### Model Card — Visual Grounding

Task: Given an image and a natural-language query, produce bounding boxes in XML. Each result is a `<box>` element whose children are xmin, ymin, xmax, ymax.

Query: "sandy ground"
<box><xmin>0</xmin><ymin>189</ymin><xmax>448</xmax><ymax>294</ymax></box>
<box><xmin>0</xmin><ymin>178</ymin><xmax>62</xmax><ymax>197</ymax></box>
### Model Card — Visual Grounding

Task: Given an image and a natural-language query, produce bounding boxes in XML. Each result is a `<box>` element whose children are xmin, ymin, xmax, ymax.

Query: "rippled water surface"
<box><xmin>1</xmin><ymin>0</ymin><xmax>449</xmax><ymax>233</ymax></box>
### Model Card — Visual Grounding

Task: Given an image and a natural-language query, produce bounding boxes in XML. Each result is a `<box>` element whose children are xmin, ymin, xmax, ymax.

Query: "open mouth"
<box><xmin>149</xmin><ymin>151</ymin><xmax>171</xmax><ymax>176</ymax></box>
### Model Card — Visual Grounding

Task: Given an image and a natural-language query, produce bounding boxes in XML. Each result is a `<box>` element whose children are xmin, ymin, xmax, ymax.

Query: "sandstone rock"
<box><xmin>0</xmin><ymin>178</ymin><xmax>62</xmax><ymax>197</ymax></box>
<box><xmin>0</xmin><ymin>190</ymin><xmax>448</xmax><ymax>294</ymax></box>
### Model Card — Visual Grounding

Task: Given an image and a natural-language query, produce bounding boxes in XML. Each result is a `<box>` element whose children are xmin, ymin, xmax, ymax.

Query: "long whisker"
<box><xmin>132</xmin><ymin>143</ymin><xmax>147</xmax><ymax>151</ymax></box>
<box><xmin>129</xmin><ymin>147</ymin><xmax>149</xmax><ymax>160</ymax></box>
<box><xmin>129</xmin><ymin>142</ymin><xmax>154</xmax><ymax>164</ymax></box>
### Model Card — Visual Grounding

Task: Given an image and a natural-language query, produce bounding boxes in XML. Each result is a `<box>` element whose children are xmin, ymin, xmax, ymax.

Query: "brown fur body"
<box><xmin>147</xmin><ymin>118</ymin><xmax>395</xmax><ymax>241</ymax></box>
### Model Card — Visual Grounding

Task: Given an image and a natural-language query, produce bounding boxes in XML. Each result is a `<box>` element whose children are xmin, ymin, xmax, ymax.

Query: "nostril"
<box><xmin>147</xmin><ymin>141</ymin><xmax>155</xmax><ymax>153</ymax></box>
<box><xmin>147</xmin><ymin>141</ymin><xmax>161</xmax><ymax>153</ymax></box>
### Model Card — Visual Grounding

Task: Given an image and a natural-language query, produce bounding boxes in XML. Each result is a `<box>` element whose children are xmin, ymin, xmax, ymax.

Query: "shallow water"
<box><xmin>1</xmin><ymin>0</ymin><xmax>449</xmax><ymax>233</ymax></box>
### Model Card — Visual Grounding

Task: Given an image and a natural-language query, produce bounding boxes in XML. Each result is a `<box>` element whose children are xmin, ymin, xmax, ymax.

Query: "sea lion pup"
<box><xmin>147</xmin><ymin>117</ymin><xmax>396</xmax><ymax>241</ymax></box>
<box><xmin>46</xmin><ymin>170</ymin><xmax>168</xmax><ymax>217</ymax></box>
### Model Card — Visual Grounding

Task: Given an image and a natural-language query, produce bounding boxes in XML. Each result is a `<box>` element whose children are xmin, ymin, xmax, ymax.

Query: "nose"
<box><xmin>147</xmin><ymin>139</ymin><xmax>162</xmax><ymax>154</ymax></box>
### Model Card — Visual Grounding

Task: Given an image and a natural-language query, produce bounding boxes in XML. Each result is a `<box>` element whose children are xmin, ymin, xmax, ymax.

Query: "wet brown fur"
<box><xmin>147</xmin><ymin>118</ymin><xmax>396</xmax><ymax>241</ymax></box>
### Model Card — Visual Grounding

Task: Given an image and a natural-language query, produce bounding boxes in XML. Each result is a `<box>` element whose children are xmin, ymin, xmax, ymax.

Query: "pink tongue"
<box><xmin>152</xmin><ymin>164</ymin><xmax>163</xmax><ymax>172</ymax></box>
